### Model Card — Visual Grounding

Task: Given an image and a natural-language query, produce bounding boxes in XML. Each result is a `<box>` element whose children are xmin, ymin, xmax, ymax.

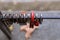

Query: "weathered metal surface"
<box><xmin>0</xmin><ymin>11</ymin><xmax>60</xmax><ymax>40</ymax></box>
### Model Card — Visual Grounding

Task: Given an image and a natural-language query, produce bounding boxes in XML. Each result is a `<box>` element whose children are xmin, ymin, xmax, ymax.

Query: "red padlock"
<box><xmin>34</xmin><ymin>20</ymin><xmax>39</xmax><ymax>26</ymax></box>
<box><xmin>30</xmin><ymin>11</ymin><xmax>39</xmax><ymax>28</ymax></box>
<box><xmin>31</xmin><ymin>11</ymin><xmax>34</xmax><ymax>23</ymax></box>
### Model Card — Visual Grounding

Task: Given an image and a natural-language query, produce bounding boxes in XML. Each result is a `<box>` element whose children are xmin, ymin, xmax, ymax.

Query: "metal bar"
<box><xmin>42</xmin><ymin>17</ymin><xmax>60</xmax><ymax>19</ymax></box>
<box><xmin>1</xmin><ymin>11</ymin><xmax>60</xmax><ymax>19</ymax></box>
<box><xmin>0</xmin><ymin>21</ymin><xmax>11</xmax><ymax>40</ymax></box>
<box><xmin>3</xmin><ymin>21</ymin><xmax>11</xmax><ymax>33</ymax></box>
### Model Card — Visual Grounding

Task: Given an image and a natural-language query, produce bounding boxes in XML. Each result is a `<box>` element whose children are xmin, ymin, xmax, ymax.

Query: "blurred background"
<box><xmin>0</xmin><ymin>0</ymin><xmax>60</xmax><ymax>11</ymax></box>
